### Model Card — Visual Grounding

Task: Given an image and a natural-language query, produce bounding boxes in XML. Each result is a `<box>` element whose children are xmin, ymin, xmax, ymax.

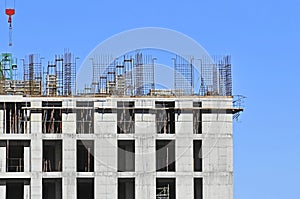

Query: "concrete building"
<box><xmin>0</xmin><ymin>50</ymin><xmax>242</xmax><ymax>199</ymax></box>
<box><xmin>0</xmin><ymin>95</ymin><xmax>242</xmax><ymax>199</ymax></box>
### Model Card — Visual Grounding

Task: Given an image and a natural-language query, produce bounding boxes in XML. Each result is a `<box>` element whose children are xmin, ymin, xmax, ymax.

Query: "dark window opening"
<box><xmin>155</xmin><ymin>101</ymin><xmax>175</xmax><ymax>134</ymax></box>
<box><xmin>118</xmin><ymin>140</ymin><xmax>135</xmax><ymax>172</ymax></box>
<box><xmin>193</xmin><ymin>102</ymin><xmax>202</xmax><ymax>134</ymax></box>
<box><xmin>43</xmin><ymin>178</ymin><xmax>62</xmax><ymax>199</ymax></box>
<box><xmin>6</xmin><ymin>140</ymin><xmax>30</xmax><ymax>172</ymax></box>
<box><xmin>42</xmin><ymin>101</ymin><xmax>62</xmax><ymax>134</ymax></box>
<box><xmin>77</xmin><ymin>178</ymin><xmax>94</xmax><ymax>199</ymax></box>
<box><xmin>117</xmin><ymin>101</ymin><xmax>135</xmax><ymax>134</ymax></box>
<box><xmin>43</xmin><ymin>140</ymin><xmax>62</xmax><ymax>172</ymax></box>
<box><xmin>77</xmin><ymin>140</ymin><xmax>94</xmax><ymax>172</ymax></box>
<box><xmin>193</xmin><ymin>140</ymin><xmax>202</xmax><ymax>172</ymax></box>
<box><xmin>118</xmin><ymin>178</ymin><xmax>135</xmax><ymax>199</ymax></box>
<box><xmin>1</xmin><ymin>102</ymin><xmax>31</xmax><ymax>134</ymax></box>
<box><xmin>5</xmin><ymin>179</ymin><xmax>29</xmax><ymax>199</ymax></box>
<box><xmin>194</xmin><ymin>178</ymin><xmax>203</xmax><ymax>199</ymax></box>
<box><xmin>156</xmin><ymin>140</ymin><xmax>175</xmax><ymax>172</ymax></box>
<box><xmin>156</xmin><ymin>178</ymin><xmax>175</xmax><ymax>199</ymax></box>
<box><xmin>76</xmin><ymin>101</ymin><xmax>94</xmax><ymax>134</ymax></box>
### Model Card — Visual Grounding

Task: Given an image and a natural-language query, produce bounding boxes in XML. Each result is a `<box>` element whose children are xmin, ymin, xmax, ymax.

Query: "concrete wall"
<box><xmin>62</xmin><ymin>101</ymin><xmax>76</xmax><ymax>199</ymax></box>
<box><xmin>0</xmin><ymin>184</ymin><xmax>5</xmax><ymax>199</ymax></box>
<box><xmin>0</xmin><ymin>147</ymin><xmax>6</xmax><ymax>172</ymax></box>
<box><xmin>24</xmin><ymin>184</ymin><xmax>30</xmax><ymax>199</ymax></box>
<box><xmin>0</xmin><ymin>96</ymin><xmax>234</xmax><ymax>199</ymax></box>
<box><xmin>30</xmin><ymin>101</ymin><xmax>42</xmax><ymax>199</ymax></box>
<box><xmin>135</xmin><ymin>109</ymin><xmax>156</xmax><ymax>199</ymax></box>
<box><xmin>202</xmin><ymin>99</ymin><xmax>233</xmax><ymax>199</ymax></box>
<box><xmin>24</xmin><ymin>146</ymin><xmax>30</xmax><ymax>172</ymax></box>
<box><xmin>0</xmin><ymin>109</ymin><xmax>4</xmax><ymax>134</ymax></box>
<box><xmin>95</xmin><ymin>99</ymin><xmax>118</xmax><ymax>199</ymax></box>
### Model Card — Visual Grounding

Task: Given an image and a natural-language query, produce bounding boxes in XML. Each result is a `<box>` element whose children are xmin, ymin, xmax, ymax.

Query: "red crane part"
<box><xmin>5</xmin><ymin>8</ymin><xmax>15</xmax><ymax>24</ymax></box>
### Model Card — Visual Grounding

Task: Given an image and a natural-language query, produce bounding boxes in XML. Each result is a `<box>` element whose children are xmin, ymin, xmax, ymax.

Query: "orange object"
<box><xmin>5</xmin><ymin>9</ymin><xmax>15</xmax><ymax>24</ymax></box>
<box><xmin>5</xmin><ymin>8</ymin><xmax>15</xmax><ymax>16</ymax></box>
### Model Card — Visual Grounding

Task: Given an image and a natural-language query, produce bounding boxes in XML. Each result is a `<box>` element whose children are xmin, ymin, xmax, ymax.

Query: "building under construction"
<box><xmin>0</xmin><ymin>49</ymin><xmax>242</xmax><ymax>199</ymax></box>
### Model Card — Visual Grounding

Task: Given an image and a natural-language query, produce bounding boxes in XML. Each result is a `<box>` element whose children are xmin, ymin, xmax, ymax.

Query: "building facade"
<box><xmin>0</xmin><ymin>95</ymin><xmax>238</xmax><ymax>199</ymax></box>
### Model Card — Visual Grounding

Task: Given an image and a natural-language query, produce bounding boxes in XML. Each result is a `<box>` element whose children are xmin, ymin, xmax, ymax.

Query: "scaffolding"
<box><xmin>0</xmin><ymin>53</ymin><xmax>17</xmax><ymax>94</ymax></box>
<box><xmin>42</xmin><ymin>101</ymin><xmax>62</xmax><ymax>134</ymax></box>
<box><xmin>91</xmin><ymin>52</ymin><xmax>154</xmax><ymax>96</ymax></box>
<box><xmin>46</xmin><ymin>51</ymin><xmax>76</xmax><ymax>96</ymax></box>
<box><xmin>197</xmin><ymin>55</ymin><xmax>232</xmax><ymax>96</ymax></box>
<box><xmin>134</xmin><ymin>53</ymin><xmax>154</xmax><ymax>96</ymax></box>
<box><xmin>23</xmin><ymin>54</ymin><xmax>42</xmax><ymax>95</ymax></box>
<box><xmin>156</xmin><ymin>185</ymin><xmax>170</xmax><ymax>199</ymax></box>
<box><xmin>0</xmin><ymin>50</ymin><xmax>232</xmax><ymax>97</ymax></box>
<box><xmin>63</xmin><ymin>50</ymin><xmax>76</xmax><ymax>95</ymax></box>
<box><xmin>0</xmin><ymin>53</ymin><xmax>17</xmax><ymax>80</ymax></box>
<box><xmin>0</xmin><ymin>102</ymin><xmax>30</xmax><ymax>134</ymax></box>
<box><xmin>174</xmin><ymin>55</ymin><xmax>193</xmax><ymax>96</ymax></box>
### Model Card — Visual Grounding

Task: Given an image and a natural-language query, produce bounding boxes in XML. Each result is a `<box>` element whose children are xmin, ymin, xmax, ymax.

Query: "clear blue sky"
<box><xmin>1</xmin><ymin>0</ymin><xmax>300</xmax><ymax>198</ymax></box>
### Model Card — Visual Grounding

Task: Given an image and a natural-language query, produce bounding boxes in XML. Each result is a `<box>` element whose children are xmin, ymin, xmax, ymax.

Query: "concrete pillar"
<box><xmin>135</xmin><ymin>113</ymin><xmax>156</xmax><ymax>199</ymax></box>
<box><xmin>95</xmin><ymin>135</ymin><xmax>117</xmax><ymax>198</ymax></box>
<box><xmin>95</xmin><ymin>175</ymin><xmax>117</xmax><ymax>199</ymax></box>
<box><xmin>31</xmin><ymin>137</ymin><xmax>42</xmax><ymax>199</ymax></box>
<box><xmin>94</xmin><ymin>100</ymin><xmax>118</xmax><ymax>199</ymax></box>
<box><xmin>0</xmin><ymin>147</ymin><xmax>6</xmax><ymax>172</ymax></box>
<box><xmin>202</xmin><ymin>100</ymin><xmax>233</xmax><ymax>199</ymax></box>
<box><xmin>24</xmin><ymin>184</ymin><xmax>30</xmax><ymax>199</ymax></box>
<box><xmin>176</xmin><ymin>175</ymin><xmax>193</xmax><ymax>199</ymax></box>
<box><xmin>175</xmin><ymin>100</ymin><xmax>194</xmax><ymax>199</ymax></box>
<box><xmin>62</xmin><ymin>117</ymin><xmax>76</xmax><ymax>199</ymax></box>
<box><xmin>24</xmin><ymin>110</ymin><xmax>30</xmax><ymax>134</ymax></box>
<box><xmin>24</xmin><ymin>146</ymin><xmax>30</xmax><ymax>172</ymax></box>
<box><xmin>0</xmin><ymin>109</ymin><xmax>4</xmax><ymax>134</ymax></box>
<box><xmin>30</xmin><ymin>102</ymin><xmax>42</xmax><ymax>135</ymax></box>
<box><xmin>62</xmin><ymin>100</ymin><xmax>76</xmax><ymax>134</ymax></box>
<box><xmin>175</xmin><ymin>109</ymin><xmax>193</xmax><ymax>172</ymax></box>
<box><xmin>63</xmin><ymin>177</ymin><xmax>76</xmax><ymax>199</ymax></box>
<box><xmin>0</xmin><ymin>185</ymin><xmax>6</xmax><ymax>199</ymax></box>
<box><xmin>62</xmin><ymin>100</ymin><xmax>76</xmax><ymax>199</ymax></box>
<box><xmin>31</xmin><ymin>177</ymin><xmax>42</xmax><ymax>199</ymax></box>
<box><xmin>30</xmin><ymin>101</ymin><xmax>42</xmax><ymax>199</ymax></box>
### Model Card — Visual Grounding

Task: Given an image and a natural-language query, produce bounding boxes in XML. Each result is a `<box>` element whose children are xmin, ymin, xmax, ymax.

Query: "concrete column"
<box><xmin>62</xmin><ymin>99</ymin><xmax>76</xmax><ymax>134</ymax></box>
<box><xmin>176</xmin><ymin>175</ymin><xmax>193</xmax><ymax>199</ymax></box>
<box><xmin>30</xmin><ymin>101</ymin><xmax>42</xmax><ymax>199</ymax></box>
<box><xmin>30</xmin><ymin>119</ymin><xmax>42</xmax><ymax>171</ymax></box>
<box><xmin>94</xmin><ymin>102</ymin><xmax>118</xmax><ymax>199</ymax></box>
<box><xmin>202</xmin><ymin>100</ymin><xmax>233</xmax><ymax>199</ymax></box>
<box><xmin>95</xmin><ymin>175</ymin><xmax>117</xmax><ymax>199</ymax></box>
<box><xmin>136</xmin><ymin>173</ymin><xmax>155</xmax><ymax>199</ymax></box>
<box><xmin>30</xmin><ymin>102</ymin><xmax>42</xmax><ymax>135</ymax></box>
<box><xmin>31</xmin><ymin>136</ymin><xmax>42</xmax><ymax>199</ymax></box>
<box><xmin>24</xmin><ymin>146</ymin><xmax>30</xmax><ymax>172</ymax></box>
<box><xmin>31</xmin><ymin>177</ymin><xmax>42</xmax><ymax>199</ymax></box>
<box><xmin>135</xmin><ymin>113</ymin><xmax>156</xmax><ymax>199</ymax></box>
<box><xmin>62</xmin><ymin>118</ymin><xmax>76</xmax><ymax>199</ymax></box>
<box><xmin>63</xmin><ymin>177</ymin><xmax>76</xmax><ymax>199</ymax></box>
<box><xmin>0</xmin><ymin>110</ymin><xmax>4</xmax><ymax>134</ymax></box>
<box><xmin>0</xmin><ymin>147</ymin><xmax>6</xmax><ymax>172</ymax></box>
<box><xmin>24</xmin><ymin>184</ymin><xmax>30</xmax><ymax>199</ymax></box>
<box><xmin>0</xmin><ymin>185</ymin><xmax>5</xmax><ymax>199</ymax></box>
<box><xmin>95</xmin><ymin>136</ymin><xmax>117</xmax><ymax>198</ymax></box>
<box><xmin>176</xmin><ymin>111</ymin><xmax>193</xmax><ymax>172</ymax></box>
<box><xmin>176</xmin><ymin>101</ymin><xmax>194</xmax><ymax>199</ymax></box>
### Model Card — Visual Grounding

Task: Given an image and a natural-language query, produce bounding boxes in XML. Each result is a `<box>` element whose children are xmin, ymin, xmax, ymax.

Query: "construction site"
<box><xmin>0</xmin><ymin>2</ymin><xmax>243</xmax><ymax>198</ymax></box>
<box><xmin>0</xmin><ymin>45</ymin><xmax>243</xmax><ymax>199</ymax></box>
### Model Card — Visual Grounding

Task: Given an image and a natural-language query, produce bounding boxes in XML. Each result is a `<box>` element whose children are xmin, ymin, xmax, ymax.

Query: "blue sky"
<box><xmin>1</xmin><ymin>0</ymin><xmax>300</xmax><ymax>198</ymax></box>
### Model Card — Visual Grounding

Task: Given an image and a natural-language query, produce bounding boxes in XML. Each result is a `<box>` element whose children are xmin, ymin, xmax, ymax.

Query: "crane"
<box><xmin>5</xmin><ymin>0</ymin><xmax>15</xmax><ymax>46</ymax></box>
